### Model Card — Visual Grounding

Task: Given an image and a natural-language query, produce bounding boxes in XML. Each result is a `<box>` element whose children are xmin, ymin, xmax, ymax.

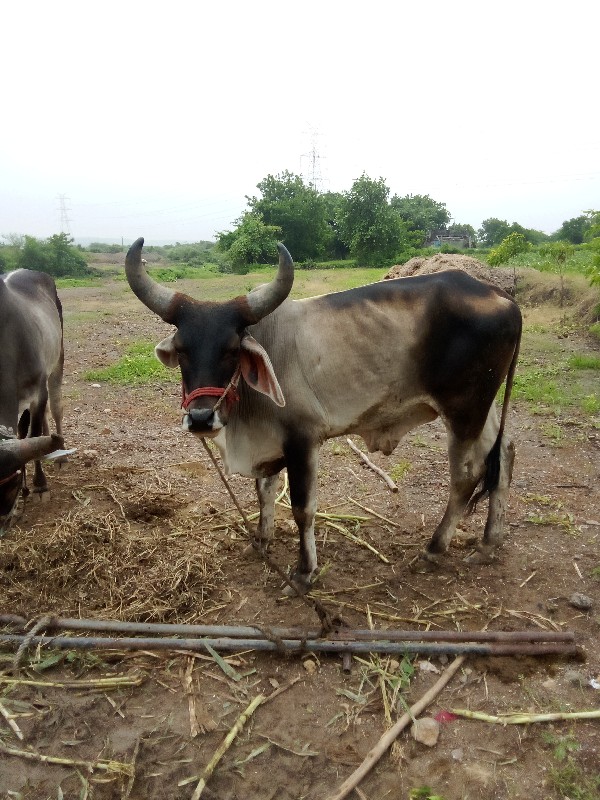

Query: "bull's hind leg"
<box><xmin>420</xmin><ymin>411</ymin><xmax>500</xmax><ymax>568</ymax></box>
<box><xmin>466</xmin><ymin>434</ymin><xmax>515</xmax><ymax>564</ymax></box>
<box><xmin>28</xmin><ymin>385</ymin><xmax>50</xmax><ymax>495</ymax></box>
<box><xmin>253</xmin><ymin>473</ymin><xmax>280</xmax><ymax>549</ymax></box>
<box><xmin>48</xmin><ymin>361</ymin><xmax>64</xmax><ymax>437</ymax></box>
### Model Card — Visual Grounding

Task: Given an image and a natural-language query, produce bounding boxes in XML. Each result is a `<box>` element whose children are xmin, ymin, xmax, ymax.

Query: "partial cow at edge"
<box><xmin>0</xmin><ymin>269</ymin><xmax>65</xmax><ymax>526</ymax></box>
<box><xmin>126</xmin><ymin>238</ymin><xmax>522</xmax><ymax>593</ymax></box>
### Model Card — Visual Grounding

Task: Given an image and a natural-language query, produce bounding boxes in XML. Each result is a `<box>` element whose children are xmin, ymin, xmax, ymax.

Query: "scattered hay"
<box><xmin>0</xmin><ymin>506</ymin><xmax>224</xmax><ymax>623</ymax></box>
<box><xmin>383</xmin><ymin>253</ymin><xmax>517</xmax><ymax>295</ymax></box>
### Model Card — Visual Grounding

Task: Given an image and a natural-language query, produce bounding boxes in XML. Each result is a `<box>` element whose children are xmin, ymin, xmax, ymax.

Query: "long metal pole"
<box><xmin>0</xmin><ymin>633</ymin><xmax>578</xmax><ymax>658</ymax></box>
<box><xmin>0</xmin><ymin>615</ymin><xmax>575</xmax><ymax>643</ymax></box>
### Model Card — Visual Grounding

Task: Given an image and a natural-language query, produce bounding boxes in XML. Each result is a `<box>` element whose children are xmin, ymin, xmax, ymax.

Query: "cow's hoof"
<box><xmin>410</xmin><ymin>552</ymin><xmax>441</xmax><ymax>573</ymax></box>
<box><xmin>464</xmin><ymin>548</ymin><xmax>495</xmax><ymax>565</ymax></box>
<box><xmin>33</xmin><ymin>488</ymin><xmax>50</xmax><ymax>503</ymax></box>
<box><xmin>242</xmin><ymin>537</ymin><xmax>271</xmax><ymax>557</ymax></box>
<box><xmin>282</xmin><ymin>573</ymin><xmax>314</xmax><ymax>597</ymax></box>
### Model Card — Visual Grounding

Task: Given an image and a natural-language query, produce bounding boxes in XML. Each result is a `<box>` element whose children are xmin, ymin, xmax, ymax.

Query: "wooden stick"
<box><xmin>179</xmin><ymin>693</ymin><xmax>265</xmax><ymax>798</ymax></box>
<box><xmin>326</xmin><ymin>654</ymin><xmax>466</xmax><ymax>800</ymax></box>
<box><xmin>0</xmin><ymin>700</ymin><xmax>24</xmax><ymax>741</ymax></box>
<box><xmin>346</xmin><ymin>439</ymin><xmax>398</xmax><ymax>492</ymax></box>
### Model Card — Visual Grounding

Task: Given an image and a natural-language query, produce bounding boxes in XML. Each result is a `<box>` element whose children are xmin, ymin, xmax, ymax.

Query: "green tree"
<box><xmin>216</xmin><ymin>213</ymin><xmax>281</xmax><ymax>273</ymax></box>
<box><xmin>338</xmin><ymin>174</ymin><xmax>409</xmax><ymax>266</ymax></box>
<box><xmin>540</xmin><ymin>241</ymin><xmax>575</xmax><ymax>307</ymax></box>
<box><xmin>321</xmin><ymin>191</ymin><xmax>350</xmax><ymax>259</ymax></box>
<box><xmin>552</xmin><ymin>215</ymin><xmax>589</xmax><ymax>244</ymax></box>
<box><xmin>488</xmin><ymin>232</ymin><xmax>530</xmax><ymax>266</ymax></box>
<box><xmin>247</xmin><ymin>171</ymin><xmax>331</xmax><ymax>261</ymax></box>
<box><xmin>390</xmin><ymin>194</ymin><xmax>450</xmax><ymax>244</ymax></box>
<box><xmin>478</xmin><ymin>218</ymin><xmax>512</xmax><ymax>248</ymax></box>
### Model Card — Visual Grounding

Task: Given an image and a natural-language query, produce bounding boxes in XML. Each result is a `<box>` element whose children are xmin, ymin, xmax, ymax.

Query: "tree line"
<box><xmin>214</xmin><ymin>171</ymin><xmax>599</xmax><ymax>270</ymax></box>
<box><xmin>1</xmin><ymin>174</ymin><xmax>598</xmax><ymax>278</ymax></box>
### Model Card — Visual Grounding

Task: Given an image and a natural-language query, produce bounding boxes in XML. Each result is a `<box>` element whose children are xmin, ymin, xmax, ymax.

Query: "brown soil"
<box><xmin>384</xmin><ymin>253</ymin><xmax>518</xmax><ymax>295</ymax></box>
<box><xmin>1</xmin><ymin>267</ymin><xmax>599</xmax><ymax>800</ymax></box>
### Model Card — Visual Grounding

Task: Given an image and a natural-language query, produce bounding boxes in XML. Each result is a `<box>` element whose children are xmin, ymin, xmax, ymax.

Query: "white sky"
<box><xmin>1</xmin><ymin>1</ymin><xmax>598</xmax><ymax>245</ymax></box>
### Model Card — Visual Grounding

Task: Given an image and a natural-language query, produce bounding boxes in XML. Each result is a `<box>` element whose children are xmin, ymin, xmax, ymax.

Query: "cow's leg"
<box><xmin>48</xmin><ymin>362</ymin><xmax>64</xmax><ymax>437</ymax></box>
<box><xmin>28</xmin><ymin>387</ymin><xmax>50</xmax><ymax>495</ymax></box>
<box><xmin>421</xmin><ymin>406</ymin><xmax>507</xmax><ymax>568</ymax></box>
<box><xmin>284</xmin><ymin>437</ymin><xmax>319</xmax><ymax>594</ymax></box>
<box><xmin>466</xmin><ymin>434</ymin><xmax>515</xmax><ymax>564</ymax></box>
<box><xmin>253</xmin><ymin>473</ymin><xmax>280</xmax><ymax>549</ymax></box>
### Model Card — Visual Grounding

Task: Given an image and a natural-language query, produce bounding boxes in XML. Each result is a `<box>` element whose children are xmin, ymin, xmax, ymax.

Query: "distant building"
<box><xmin>426</xmin><ymin>230</ymin><xmax>474</xmax><ymax>249</ymax></box>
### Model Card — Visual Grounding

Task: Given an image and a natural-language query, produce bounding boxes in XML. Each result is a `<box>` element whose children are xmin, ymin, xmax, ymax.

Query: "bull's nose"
<box><xmin>187</xmin><ymin>407</ymin><xmax>214</xmax><ymax>431</ymax></box>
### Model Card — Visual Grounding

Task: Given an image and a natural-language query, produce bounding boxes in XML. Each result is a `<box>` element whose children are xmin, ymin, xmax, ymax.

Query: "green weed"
<box><xmin>526</xmin><ymin>510</ymin><xmax>580</xmax><ymax>535</ymax></box>
<box><xmin>543</xmin><ymin>732</ymin><xmax>600</xmax><ymax>800</ymax></box>
<box><xmin>390</xmin><ymin>460</ymin><xmax>412</xmax><ymax>481</ymax></box>
<box><xmin>409</xmin><ymin>788</ymin><xmax>446</xmax><ymax>800</ymax></box>
<box><xmin>84</xmin><ymin>342</ymin><xmax>176</xmax><ymax>385</ymax></box>
<box><xmin>568</xmin><ymin>354</ymin><xmax>600</xmax><ymax>370</ymax></box>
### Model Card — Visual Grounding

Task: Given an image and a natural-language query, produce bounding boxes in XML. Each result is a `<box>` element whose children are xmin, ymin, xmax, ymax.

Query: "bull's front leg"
<box><xmin>283</xmin><ymin>437</ymin><xmax>319</xmax><ymax>595</ymax></box>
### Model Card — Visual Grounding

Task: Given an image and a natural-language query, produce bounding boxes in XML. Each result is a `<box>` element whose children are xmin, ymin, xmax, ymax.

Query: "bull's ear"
<box><xmin>240</xmin><ymin>334</ymin><xmax>285</xmax><ymax>407</ymax></box>
<box><xmin>155</xmin><ymin>333</ymin><xmax>179</xmax><ymax>368</ymax></box>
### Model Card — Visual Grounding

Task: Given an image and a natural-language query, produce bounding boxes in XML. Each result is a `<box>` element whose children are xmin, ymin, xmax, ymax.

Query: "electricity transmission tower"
<box><xmin>301</xmin><ymin>127</ymin><xmax>325</xmax><ymax>191</ymax></box>
<box><xmin>57</xmin><ymin>194</ymin><xmax>71</xmax><ymax>235</ymax></box>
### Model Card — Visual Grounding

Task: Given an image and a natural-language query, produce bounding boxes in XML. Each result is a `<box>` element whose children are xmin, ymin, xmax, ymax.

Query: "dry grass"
<box><xmin>0</xmin><ymin>478</ymin><xmax>225</xmax><ymax>623</ymax></box>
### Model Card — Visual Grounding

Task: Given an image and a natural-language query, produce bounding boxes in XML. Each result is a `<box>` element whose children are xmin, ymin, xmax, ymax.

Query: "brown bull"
<box><xmin>126</xmin><ymin>238</ymin><xmax>522</xmax><ymax>593</ymax></box>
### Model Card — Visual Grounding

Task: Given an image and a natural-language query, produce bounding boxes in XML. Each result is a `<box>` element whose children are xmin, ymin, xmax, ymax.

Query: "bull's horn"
<box><xmin>245</xmin><ymin>243</ymin><xmax>294</xmax><ymax>322</ymax></box>
<box><xmin>125</xmin><ymin>237</ymin><xmax>177</xmax><ymax>321</ymax></box>
<box><xmin>0</xmin><ymin>434</ymin><xmax>63</xmax><ymax>469</ymax></box>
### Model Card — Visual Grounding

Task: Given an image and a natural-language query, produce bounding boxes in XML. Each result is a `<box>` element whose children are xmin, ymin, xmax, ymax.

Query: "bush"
<box><xmin>488</xmin><ymin>233</ymin><xmax>530</xmax><ymax>266</ymax></box>
<box><xmin>17</xmin><ymin>233</ymin><xmax>90</xmax><ymax>278</ymax></box>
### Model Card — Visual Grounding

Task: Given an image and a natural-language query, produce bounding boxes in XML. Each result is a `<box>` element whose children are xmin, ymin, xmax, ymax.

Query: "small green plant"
<box><xmin>390</xmin><ymin>459</ymin><xmax>412</xmax><ymax>481</ymax></box>
<box><xmin>409</xmin><ymin>788</ymin><xmax>446</xmax><ymax>800</ymax></box>
<box><xmin>84</xmin><ymin>342</ymin><xmax>176</xmax><ymax>385</ymax></box>
<box><xmin>543</xmin><ymin>732</ymin><xmax>600</xmax><ymax>800</ymax></box>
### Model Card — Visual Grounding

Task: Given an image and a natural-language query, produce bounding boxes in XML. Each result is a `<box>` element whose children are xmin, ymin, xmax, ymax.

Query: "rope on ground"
<box><xmin>201</xmin><ymin>438</ymin><xmax>344</xmax><ymax>634</ymax></box>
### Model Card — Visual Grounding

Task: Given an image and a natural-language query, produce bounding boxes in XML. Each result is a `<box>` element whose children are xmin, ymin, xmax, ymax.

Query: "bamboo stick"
<box><xmin>451</xmin><ymin>708</ymin><xmax>600</xmax><ymax>725</ymax></box>
<box><xmin>0</xmin><ymin>741</ymin><xmax>133</xmax><ymax>776</ymax></box>
<box><xmin>326</xmin><ymin>655</ymin><xmax>467</xmax><ymax>800</ymax></box>
<box><xmin>178</xmin><ymin>693</ymin><xmax>265</xmax><ymax>799</ymax></box>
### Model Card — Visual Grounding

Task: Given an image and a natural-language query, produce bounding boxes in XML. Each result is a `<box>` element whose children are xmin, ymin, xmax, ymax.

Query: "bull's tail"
<box><xmin>466</xmin><ymin>311</ymin><xmax>522</xmax><ymax>515</ymax></box>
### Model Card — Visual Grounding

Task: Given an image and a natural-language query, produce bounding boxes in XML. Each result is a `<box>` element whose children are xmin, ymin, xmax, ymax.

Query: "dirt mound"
<box><xmin>383</xmin><ymin>253</ymin><xmax>517</xmax><ymax>295</ymax></box>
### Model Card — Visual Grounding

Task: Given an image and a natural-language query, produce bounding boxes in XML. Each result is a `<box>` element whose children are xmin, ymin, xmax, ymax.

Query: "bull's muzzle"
<box><xmin>182</xmin><ymin>407</ymin><xmax>223</xmax><ymax>437</ymax></box>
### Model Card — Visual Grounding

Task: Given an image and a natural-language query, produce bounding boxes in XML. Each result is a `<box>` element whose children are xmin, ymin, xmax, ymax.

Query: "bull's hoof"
<box><xmin>282</xmin><ymin>572</ymin><xmax>314</xmax><ymax>597</ymax></box>
<box><xmin>242</xmin><ymin>537</ymin><xmax>271</xmax><ymax>557</ymax></box>
<box><xmin>410</xmin><ymin>551</ymin><xmax>441</xmax><ymax>573</ymax></box>
<box><xmin>33</xmin><ymin>487</ymin><xmax>50</xmax><ymax>503</ymax></box>
<box><xmin>464</xmin><ymin>548</ymin><xmax>495</xmax><ymax>565</ymax></box>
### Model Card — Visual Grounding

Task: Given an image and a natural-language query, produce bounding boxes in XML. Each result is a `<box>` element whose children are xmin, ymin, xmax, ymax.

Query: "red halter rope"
<box><xmin>181</xmin><ymin>366</ymin><xmax>241</xmax><ymax>413</ymax></box>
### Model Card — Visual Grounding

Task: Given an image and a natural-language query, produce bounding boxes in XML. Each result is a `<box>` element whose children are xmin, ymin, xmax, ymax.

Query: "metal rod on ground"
<box><xmin>0</xmin><ymin>615</ymin><xmax>576</xmax><ymax>644</ymax></box>
<box><xmin>0</xmin><ymin>634</ymin><xmax>578</xmax><ymax>658</ymax></box>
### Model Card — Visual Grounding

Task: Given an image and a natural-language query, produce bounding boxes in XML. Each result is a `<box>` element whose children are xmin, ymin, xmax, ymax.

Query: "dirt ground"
<box><xmin>1</xmin><ymin>262</ymin><xmax>599</xmax><ymax>800</ymax></box>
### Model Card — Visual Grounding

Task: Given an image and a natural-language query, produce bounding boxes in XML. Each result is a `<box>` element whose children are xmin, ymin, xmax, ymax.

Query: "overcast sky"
<box><xmin>2</xmin><ymin>1</ymin><xmax>598</xmax><ymax>245</ymax></box>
